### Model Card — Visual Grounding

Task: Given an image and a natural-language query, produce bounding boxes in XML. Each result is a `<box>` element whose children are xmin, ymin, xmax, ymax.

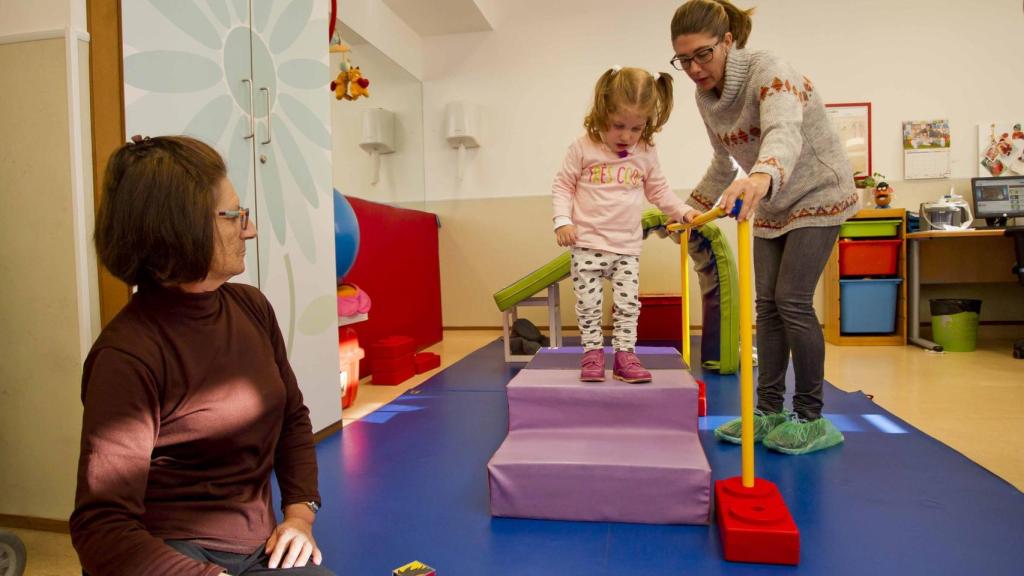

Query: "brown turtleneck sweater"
<box><xmin>70</xmin><ymin>282</ymin><xmax>320</xmax><ymax>576</ymax></box>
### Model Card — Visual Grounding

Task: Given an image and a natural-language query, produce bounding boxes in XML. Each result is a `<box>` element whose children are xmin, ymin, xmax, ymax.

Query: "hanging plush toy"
<box><xmin>347</xmin><ymin>67</ymin><xmax>370</xmax><ymax>100</ymax></box>
<box><xmin>330</xmin><ymin>67</ymin><xmax>350</xmax><ymax>100</ymax></box>
<box><xmin>330</xmin><ymin>65</ymin><xmax>370</xmax><ymax>101</ymax></box>
<box><xmin>327</xmin><ymin>39</ymin><xmax>370</xmax><ymax>101</ymax></box>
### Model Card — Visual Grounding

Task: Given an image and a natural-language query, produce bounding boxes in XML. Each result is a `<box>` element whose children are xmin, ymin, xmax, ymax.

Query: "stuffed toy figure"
<box><xmin>348</xmin><ymin>67</ymin><xmax>370</xmax><ymax>100</ymax></box>
<box><xmin>329</xmin><ymin>66</ymin><xmax>370</xmax><ymax>101</ymax></box>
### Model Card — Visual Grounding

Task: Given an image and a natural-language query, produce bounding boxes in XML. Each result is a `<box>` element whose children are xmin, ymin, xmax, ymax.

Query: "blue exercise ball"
<box><xmin>333</xmin><ymin>189</ymin><xmax>360</xmax><ymax>283</ymax></box>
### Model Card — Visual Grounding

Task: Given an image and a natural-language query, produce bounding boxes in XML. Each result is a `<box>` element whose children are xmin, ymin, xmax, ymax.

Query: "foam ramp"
<box><xmin>487</xmin><ymin>347</ymin><xmax>711</xmax><ymax>524</ymax></box>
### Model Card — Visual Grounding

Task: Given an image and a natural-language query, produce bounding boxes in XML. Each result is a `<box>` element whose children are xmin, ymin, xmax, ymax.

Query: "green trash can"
<box><xmin>930</xmin><ymin>299</ymin><xmax>982</xmax><ymax>352</ymax></box>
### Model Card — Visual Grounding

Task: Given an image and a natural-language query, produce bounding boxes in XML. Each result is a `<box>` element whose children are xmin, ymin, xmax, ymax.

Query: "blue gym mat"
<box><xmin>299</xmin><ymin>337</ymin><xmax>1023</xmax><ymax>575</ymax></box>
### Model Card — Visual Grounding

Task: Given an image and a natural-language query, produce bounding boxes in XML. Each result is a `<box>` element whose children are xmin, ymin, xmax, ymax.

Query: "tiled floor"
<box><xmin>6</xmin><ymin>328</ymin><xmax>1022</xmax><ymax>575</ymax></box>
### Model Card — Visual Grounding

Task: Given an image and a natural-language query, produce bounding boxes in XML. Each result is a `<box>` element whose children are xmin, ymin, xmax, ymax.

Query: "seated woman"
<box><xmin>71</xmin><ymin>135</ymin><xmax>335</xmax><ymax>576</ymax></box>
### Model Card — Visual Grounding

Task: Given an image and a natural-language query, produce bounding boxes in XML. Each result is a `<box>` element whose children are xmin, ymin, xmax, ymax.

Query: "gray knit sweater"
<box><xmin>685</xmin><ymin>48</ymin><xmax>860</xmax><ymax>238</ymax></box>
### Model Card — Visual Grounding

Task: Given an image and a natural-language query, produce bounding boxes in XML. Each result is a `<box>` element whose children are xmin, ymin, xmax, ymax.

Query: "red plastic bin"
<box><xmin>339</xmin><ymin>328</ymin><xmax>365</xmax><ymax>410</ymax></box>
<box><xmin>838</xmin><ymin>239</ymin><xmax>900</xmax><ymax>277</ymax></box>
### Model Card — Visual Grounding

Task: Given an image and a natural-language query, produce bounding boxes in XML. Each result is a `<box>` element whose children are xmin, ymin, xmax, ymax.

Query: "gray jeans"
<box><xmin>754</xmin><ymin>225</ymin><xmax>839</xmax><ymax>420</ymax></box>
<box><xmin>165</xmin><ymin>539</ymin><xmax>336</xmax><ymax>575</ymax></box>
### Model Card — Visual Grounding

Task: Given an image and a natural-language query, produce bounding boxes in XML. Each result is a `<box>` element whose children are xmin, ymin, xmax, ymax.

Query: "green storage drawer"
<box><xmin>839</xmin><ymin>219</ymin><xmax>901</xmax><ymax>238</ymax></box>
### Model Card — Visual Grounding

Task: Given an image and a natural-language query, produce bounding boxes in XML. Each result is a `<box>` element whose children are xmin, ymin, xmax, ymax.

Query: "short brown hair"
<box><xmin>584</xmin><ymin>67</ymin><xmax>674</xmax><ymax>147</ymax></box>
<box><xmin>95</xmin><ymin>135</ymin><xmax>227</xmax><ymax>286</ymax></box>
<box><xmin>671</xmin><ymin>0</ymin><xmax>755</xmax><ymax>49</ymax></box>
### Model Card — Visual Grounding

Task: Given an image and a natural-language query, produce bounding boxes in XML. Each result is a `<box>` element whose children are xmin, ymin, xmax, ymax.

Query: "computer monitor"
<box><xmin>971</xmin><ymin>176</ymin><xmax>1024</xmax><ymax>226</ymax></box>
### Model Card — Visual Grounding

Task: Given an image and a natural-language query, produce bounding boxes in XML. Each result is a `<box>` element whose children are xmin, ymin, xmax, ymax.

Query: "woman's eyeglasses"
<box><xmin>217</xmin><ymin>207</ymin><xmax>250</xmax><ymax>230</ymax></box>
<box><xmin>670</xmin><ymin>40</ymin><xmax>720</xmax><ymax>71</ymax></box>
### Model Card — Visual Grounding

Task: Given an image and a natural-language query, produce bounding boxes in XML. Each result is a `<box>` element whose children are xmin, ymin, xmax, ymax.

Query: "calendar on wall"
<box><xmin>902</xmin><ymin>119</ymin><xmax>950</xmax><ymax>179</ymax></box>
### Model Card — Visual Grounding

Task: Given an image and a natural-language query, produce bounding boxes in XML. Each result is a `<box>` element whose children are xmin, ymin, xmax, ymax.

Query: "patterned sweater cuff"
<box><xmin>751</xmin><ymin>157</ymin><xmax>786</xmax><ymax>196</ymax></box>
<box><xmin>686</xmin><ymin>191</ymin><xmax>715</xmax><ymax>212</ymax></box>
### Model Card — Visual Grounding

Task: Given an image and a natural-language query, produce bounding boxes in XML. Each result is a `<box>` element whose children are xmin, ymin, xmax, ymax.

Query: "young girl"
<box><xmin>670</xmin><ymin>0</ymin><xmax>858</xmax><ymax>454</ymax></box>
<box><xmin>552</xmin><ymin>66</ymin><xmax>698</xmax><ymax>383</ymax></box>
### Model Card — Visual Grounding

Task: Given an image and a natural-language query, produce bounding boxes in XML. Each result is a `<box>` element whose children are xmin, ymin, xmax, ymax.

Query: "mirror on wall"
<box><xmin>330</xmin><ymin>22</ymin><xmax>425</xmax><ymax>208</ymax></box>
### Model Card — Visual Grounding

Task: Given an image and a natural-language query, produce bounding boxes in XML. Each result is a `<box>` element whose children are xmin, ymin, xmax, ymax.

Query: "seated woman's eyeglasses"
<box><xmin>217</xmin><ymin>207</ymin><xmax>250</xmax><ymax>230</ymax></box>
<box><xmin>670</xmin><ymin>40</ymin><xmax>720</xmax><ymax>71</ymax></box>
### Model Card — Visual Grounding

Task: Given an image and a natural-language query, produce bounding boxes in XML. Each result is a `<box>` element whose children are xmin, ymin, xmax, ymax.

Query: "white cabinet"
<box><xmin>121</xmin><ymin>0</ymin><xmax>340</xmax><ymax>430</ymax></box>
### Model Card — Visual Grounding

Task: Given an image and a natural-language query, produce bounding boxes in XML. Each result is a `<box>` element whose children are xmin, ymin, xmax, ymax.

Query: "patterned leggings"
<box><xmin>570</xmin><ymin>247</ymin><xmax>641</xmax><ymax>352</ymax></box>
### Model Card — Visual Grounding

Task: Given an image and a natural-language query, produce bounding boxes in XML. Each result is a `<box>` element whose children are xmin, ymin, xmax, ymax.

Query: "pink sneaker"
<box><xmin>579</xmin><ymin>349</ymin><xmax>605</xmax><ymax>382</ymax></box>
<box><xmin>613</xmin><ymin>351</ymin><xmax>651</xmax><ymax>383</ymax></box>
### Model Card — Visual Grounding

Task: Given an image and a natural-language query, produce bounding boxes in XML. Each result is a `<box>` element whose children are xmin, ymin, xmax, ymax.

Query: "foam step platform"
<box><xmin>487</xmin><ymin>346</ymin><xmax>710</xmax><ymax>524</ymax></box>
<box><xmin>488</xmin><ymin>428</ymin><xmax>710</xmax><ymax>524</ymax></box>
<box><xmin>505</xmin><ymin>368</ymin><xmax>698</xmax><ymax>432</ymax></box>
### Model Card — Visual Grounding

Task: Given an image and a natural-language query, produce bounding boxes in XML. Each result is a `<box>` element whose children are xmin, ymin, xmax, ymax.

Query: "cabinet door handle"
<box><xmin>242</xmin><ymin>79</ymin><xmax>254</xmax><ymax>139</ymax></box>
<box><xmin>260</xmin><ymin>87</ymin><xmax>272</xmax><ymax>145</ymax></box>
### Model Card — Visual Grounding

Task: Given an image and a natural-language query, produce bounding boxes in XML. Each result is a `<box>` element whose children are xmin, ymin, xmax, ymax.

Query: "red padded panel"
<box><xmin>342</xmin><ymin>196</ymin><xmax>443</xmax><ymax>378</ymax></box>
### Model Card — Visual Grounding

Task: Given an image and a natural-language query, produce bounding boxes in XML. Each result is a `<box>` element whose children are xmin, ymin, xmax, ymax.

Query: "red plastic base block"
<box><xmin>373</xmin><ymin>365</ymin><xmax>416</xmax><ymax>386</ymax></box>
<box><xmin>696</xmin><ymin>379</ymin><xmax>707</xmax><ymax>417</ymax></box>
<box><xmin>414</xmin><ymin>352</ymin><xmax>441</xmax><ymax>373</ymax></box>
<box><xmin>393</xmin><ymin>560</ymin><xmax>436</xmax><ymax>576</ymax></box>
<box><xmin>715</xmin><ymin>476</ymin><xmax>799</xmax><ymax>565</ymax></box>
<box><xmin>371</xmin><ymin>335</ymin><xmax>417</xmax><ymax>385</ymax></box>
<box><xmin>374</xmin><ymin>354</ymin><xmax>414</xmax><ymax>373</ymax></box>
<box><xmin>372</xmin><ymin>335</ymin><xmax>417</xmax><ymax>358</ymax></box>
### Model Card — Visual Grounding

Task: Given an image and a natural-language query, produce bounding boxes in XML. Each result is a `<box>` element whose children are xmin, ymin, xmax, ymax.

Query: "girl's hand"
<box><xmin>719</xmin><ymin>173</ymin><xmax>771</xmax><ymax>222</ymax></box>
<box><xmin>555</xmin><ymin>224</ymin><xmax>578</xmax><ymax>247</ymax></box>
<box><xmin>265</xmin><ymin>517</ymin><xmax>322</xmax><ymax>569</ymax></box>
<box><xmin>679</xmin><ymin>206</ymin><xmax>700</xmax><ymax>224</ymax></box>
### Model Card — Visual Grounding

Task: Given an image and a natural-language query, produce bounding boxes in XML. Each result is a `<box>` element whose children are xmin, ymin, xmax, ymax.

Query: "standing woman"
<box><xmin>671</xmin><ymin>0</ymin><xmax>859</xmax><ymax>454</ymax></box>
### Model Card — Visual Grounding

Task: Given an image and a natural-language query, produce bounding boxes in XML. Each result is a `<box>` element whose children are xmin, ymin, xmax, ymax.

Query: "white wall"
<box><xmin>0</xmin><ymin>0</ymin><xmax>85</xmax><ymax>37</ymax></box>
<box><xmin>422</xmin><ymin>0</ymin><xmax>1023</xmax><ymax>202</ymax></box>
<box><xmin>0</xmin><ymin>0</ymin><xmax>94</xmax><ymax>521</ymax></box>
<box><xmin>339</xmin><ymin>0</ymin><xmax>424</xmax><ymax>80</ymax></box>
<box><xmin>331</xmin><ymin>44</ymin><xmax>425</xmax><ymax>204</ymax></box>
<box><xmin>418</xmin><ymin>0</ymin><xmax>1024</xmax><ymax>328</ymax></box>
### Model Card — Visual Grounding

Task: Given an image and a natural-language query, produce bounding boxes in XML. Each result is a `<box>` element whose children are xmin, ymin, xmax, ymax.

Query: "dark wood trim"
<box><xmin>87</xmin><ymin>0</ymin><xmax>131</xmax><ymax>328</ymax></box>
<box><xmin>313</xmin><ymin>420</ymin><xmax>344</xmax><ymax>443</ymax></box>
<box><xmin>0</xmin><ymin>513</ymin><xmax>70</xmax><ymax>533</ymax></box>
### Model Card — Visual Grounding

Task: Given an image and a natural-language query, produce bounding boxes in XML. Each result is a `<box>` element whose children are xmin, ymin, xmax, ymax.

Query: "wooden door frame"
<box><xmin>87</xmin><ymin>0</ymin><xmax>131</xmax><ymax>326</ymax></box>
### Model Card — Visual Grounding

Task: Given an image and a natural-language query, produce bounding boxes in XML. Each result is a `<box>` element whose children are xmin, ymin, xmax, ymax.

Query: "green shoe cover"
<box><xmin>714</xmin><ymin>410</ymin><xmax>789</xmax><ymax>444</ymax></box>
<box><xmin>763</xmin><ymin>416</ymin><xmax>845</xmax><ymax>455</ymax></box>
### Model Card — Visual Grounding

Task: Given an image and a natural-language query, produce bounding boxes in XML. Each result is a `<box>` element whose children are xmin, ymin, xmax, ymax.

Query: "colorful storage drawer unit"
<box><xmin>839</xmin><ymin>219</ymin><xmax>901</xmax><ymax>238</ymax></box>
<box><xmin>838</xmin><ymin>239</ymin><xmax>901</xmax><ymax>277</ymax></box>
<box><xmin>839</xmin><ymin>278</ymin><xmax>902</xmax><ymax>333</ymax></box>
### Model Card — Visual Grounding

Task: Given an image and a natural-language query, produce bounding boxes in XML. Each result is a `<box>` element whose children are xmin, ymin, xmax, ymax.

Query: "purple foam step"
<box><xmin>506</xmin><ymin>368</ymin><xmax>698</xmax><ymax>432</ymax></box>
<box><xmin>488</xmin><ymin>428</ymin><xmax>711</xmax><ymax>524</ymax></box>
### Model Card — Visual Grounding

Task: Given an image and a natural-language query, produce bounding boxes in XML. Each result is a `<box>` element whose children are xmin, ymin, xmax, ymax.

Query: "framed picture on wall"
<box><xmin>825</xmin><ymin>102</ymin><xmax>872</xmax><ymax>182</ymax></box>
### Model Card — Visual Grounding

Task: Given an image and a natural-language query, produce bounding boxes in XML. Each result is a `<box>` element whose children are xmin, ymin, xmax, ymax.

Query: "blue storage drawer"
<box><xmin>839</xmin><ymin>278</ymin><xmax>902</xmax><ymax>334</ymax></box>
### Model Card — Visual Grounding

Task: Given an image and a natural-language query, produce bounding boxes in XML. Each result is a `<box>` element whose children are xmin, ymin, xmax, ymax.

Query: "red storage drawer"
<box><xmin>838</xmin><ymin>239</ymin><xmax>900</xmax><ymax>277</ymax></box>
<box><xmin>637</xmin><ymin>294</ymin><xmax>681</xmax><ymax>340</ymax></box>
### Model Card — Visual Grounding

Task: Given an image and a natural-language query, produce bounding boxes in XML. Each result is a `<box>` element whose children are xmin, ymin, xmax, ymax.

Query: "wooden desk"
<box><xmin>905</xmin><ymin>229</ymin><xmax>1016</xmax><ymax>350</ymax></box>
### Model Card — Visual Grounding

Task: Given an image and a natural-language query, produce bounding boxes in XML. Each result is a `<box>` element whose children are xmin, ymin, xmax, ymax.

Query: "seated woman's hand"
<box><xmin>265</xmin><ymin>517</ymin><xmax>323</xmax><ymax>569</ymax></box>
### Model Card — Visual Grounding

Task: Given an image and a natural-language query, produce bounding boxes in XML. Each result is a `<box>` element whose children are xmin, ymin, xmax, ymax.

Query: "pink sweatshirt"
<box><xmin>552</xmin><ymin>135</ymin><xmax>690</xmax><ymax>256</ymax></box>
